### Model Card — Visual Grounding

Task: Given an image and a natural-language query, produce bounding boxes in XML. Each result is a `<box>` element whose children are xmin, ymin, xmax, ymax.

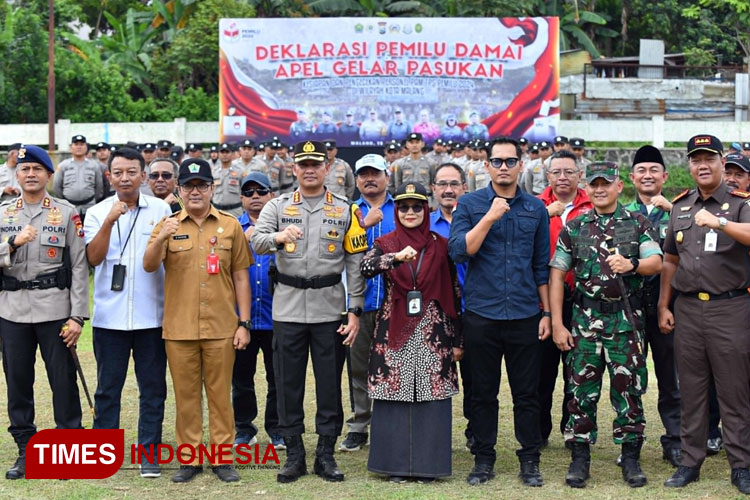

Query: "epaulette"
<box><xmin>730</xmin><ymin>189</ymin><xmax>750</xmax><ymax>198</ymax></box>
<box><xmin>671</xmin><ymin>189</ymin><xmax>691</xmax><ymax>203</ymax></box>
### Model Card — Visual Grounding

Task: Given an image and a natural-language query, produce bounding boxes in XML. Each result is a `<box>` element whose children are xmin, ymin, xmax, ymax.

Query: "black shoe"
<box><xmin>519</xmin><ymin>460</ymin><xmax>543</xmax><ymax>487</ymax></box>
<box><xmin>566</xmin><ymin>443</ymin><xmax>590</xmax><ymax>488</ymax></box>
<box><xmin>389</xmin><ymin>475</ymin><xmax>407</xmax><ymax>484</ymax></box>
<box><xmin>314</xmin><ymin>435</ymin><xmax>344</xmax><ymax>482</ymax></box>
<box><xmin>466</xmin><ymin>463</ymin><xmax>495</xmax><ymax>486</ymax></box>
<box><xmin>5</xmin><ymin>456</ymin><xmax>24</xmax><ymax>480</ymax></box>
<box><xmin>212</xmin><ymin>465</ymin><xmax>239</xmax><ymax>482</ymax></box>
<box><xmin>171</xmin><ymin>465</ymin><xmax>202</xmax><ymax>483</ymax></box>
<box><xmin>664</xmin><ymin>465</ymin><xmax>700</xmax><ymax>487</ymax></box>
<box><xmin>732</xmin><ymin>468</ymin><xmax>750</xmax><ymax>494</ymax></box>
<box><xmin>277</xmin><ymin>435</ymin><xmax>307</xmax><ymax>483</ymax></box>
<box><xmin>339</xmin><ymin>432</ymin><xmax>367</xmax><ymax>452</ymax></box>
<box><xmin>417</xmin><ymin>477</ymin><xmax>435</xmax><ymax>484</ymax></box>
<box><xmin>707</xmin><ymin>437</ymin><xmax>723</xmax><ymax>456</ymax></box>
<box><xmin>662</xmin><ymin>447</ymin><xmax>682</xmax><ymax>468</ymax></box>
<box><xmin>620</xmin><ymin>441</ymin><xmax>647</xmax><ymax>488</ymax></box>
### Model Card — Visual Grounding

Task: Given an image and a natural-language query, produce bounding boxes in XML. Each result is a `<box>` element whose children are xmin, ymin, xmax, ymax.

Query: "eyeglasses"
<box><xmin>434</xmin><ymin>181</ymin><xmax>462</xmax><ymax>188</ymax></box>
<box><xmin>488</xmin><ymin>157</ymin><xmax>519</xmax><ymax>168</ymax></box>
<box><xmin>148</xmin><ymin>172</ymin><xmax>174</xmax><ymax>180</ymax></box>
<box><xmin>397</xmin><ymin>203</ymin><xmax>424</xmax><ymax>213</ymax></box>
<box><xmin>180</xmin><ymin>183</ymin><xmax>212</xmax><ymax>193</ymax></box>
<box><xmin>242</xmin><ymin>188</ymin><xmax>270</xmax><ymax>197</ymax></box>
<box><xmin>547</xmin><ymin>169</ymin><xmax>579</xmax><ymax>178</ymax></box>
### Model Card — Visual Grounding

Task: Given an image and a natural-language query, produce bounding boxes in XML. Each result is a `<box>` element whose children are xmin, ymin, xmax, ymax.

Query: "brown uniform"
<box><xmin>149</xmin><ymin>206</ymin><xmax>252</xmax><ymax>464</ymax></box>
<box><xmin>663</xmin><ymin>183</ymin><xmax>750</xmax><ymax>469</ymax></box>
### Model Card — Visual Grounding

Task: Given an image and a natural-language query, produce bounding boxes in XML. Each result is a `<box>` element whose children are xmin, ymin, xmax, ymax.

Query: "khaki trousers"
<box><xmin>165</xmin><ymin>338</ymin><xmax>235</xmax><ymax>465</ymax></box>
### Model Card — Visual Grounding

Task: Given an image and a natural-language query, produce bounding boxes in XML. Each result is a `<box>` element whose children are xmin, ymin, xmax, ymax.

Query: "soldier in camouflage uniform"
<box><xmin>549</xmin><ymin>162</ymin><xmax>663</xmax><ymax>489</ymax></box>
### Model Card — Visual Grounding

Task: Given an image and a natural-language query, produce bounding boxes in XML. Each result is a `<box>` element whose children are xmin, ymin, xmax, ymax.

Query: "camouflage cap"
<box><xmin>586</xmin><ymin>161</ymin><xmax>619</xmax><ymax>184</ymax></box>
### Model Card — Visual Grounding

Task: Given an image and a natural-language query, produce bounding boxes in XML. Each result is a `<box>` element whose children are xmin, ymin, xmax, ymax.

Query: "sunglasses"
<box><xmin>242</xmin><ymin>188</ymin><xmax>270</xmax><ymax>197</ymax></box>
<box><xmin>181</xmin><ymin>183</ymin><xmax>211</xmax><ymax>193</ymax></box>
<box><xmin>397</xmin><ymin>203</ymin><xmax>424</xmax><ymax>213</ymax></box>
<box><xmin>488</xmin><ymin>157</ymin><xmax>519</xmax><ymax>168</ymax></box>
<box><xmin>148</xmin><ymin>172</ymin><xmax>174</xmax><ymax>180</ymax></box>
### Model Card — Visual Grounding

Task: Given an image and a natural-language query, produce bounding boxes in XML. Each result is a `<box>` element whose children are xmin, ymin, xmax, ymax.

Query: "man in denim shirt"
<box><xmin>449</xmin><ymin>137</ymin><xmax>551</xmax><ymax>487</ymax></box>
<box><xmin>233</xmin><ymin>172</ymin><xmax>284</xmax><ymax>450</ymax></box>
<box><xmin>340</xmin><ymin>154</ymin><xmax>396</xmax><ymax>453</ymax></box>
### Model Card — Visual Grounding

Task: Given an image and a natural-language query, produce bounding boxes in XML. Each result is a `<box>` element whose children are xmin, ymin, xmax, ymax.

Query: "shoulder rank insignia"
<box><xmin>42</xmin><ymin>197</ymin><xmax>51</xmax><ymax>208</ymax></box>
<box><xmin>730</xmin><ymin>189</ymin><xmax>750</xmax><ymax>198</ymax></box>
<box><xmin>672</xmin><ymin>189</ymin><xmax>691</xmax><ymax>203</ymax></box>
<box><xmin>325</xmin><ymin>191</ymin><xmax>334</xmax><ymax>205</ymax></box>
<box><xmin>292</xmin><ymin>191</ymin><xmax>302</xmax><ymax>204</ymax></box>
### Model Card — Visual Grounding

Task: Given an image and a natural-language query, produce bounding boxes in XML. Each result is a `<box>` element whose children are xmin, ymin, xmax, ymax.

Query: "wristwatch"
<box><xmin>347</xmin><ymin>307</ymin><xmax>363</xmax><ymax>317</ymax></box>
<box><xmin>718</xmin><ymin>216</ymin><xmax>728</xmax><ymax>231</ymax></box>
<box><xmin>7</xmin><ymin>235</ymin><xmax>18</xmax><ymax>251</ymax></box>
<box><xmin>238</xmin><ymin>320</ymin><xmax>252</xmax><ymax>330</ymax></box>
<box><xmin>630</xmin><ymin>257</ymin><xmax>640</xmax><ymax>273</ymax></box>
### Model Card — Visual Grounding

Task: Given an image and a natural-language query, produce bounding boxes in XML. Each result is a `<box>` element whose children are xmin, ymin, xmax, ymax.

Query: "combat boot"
<box><xmin>6</xmin><ymin>441</ymin><xmax>26</xmax><ymax>480</ymax></box>
<box><xmin>565</xmin><ymin>442</ymin><xmax>590</xmax><ymax>488</ymax></box>
<box><xmin>313</xmin><ymin>435</ymin><xmax>344</xmax><ymax>482</ymax></box>
<box><xmin>277</xmin><ymin>435</ymin><xmax>307</xmax><ymax>483</ymax></box>
<box><xmin>619</xmin><ymin>440</ymin><xmax>647</xmax><ymax>488</ymax></box>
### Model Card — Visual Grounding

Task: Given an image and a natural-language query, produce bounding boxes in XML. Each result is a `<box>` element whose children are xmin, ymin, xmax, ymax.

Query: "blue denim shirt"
<box><xmin>238</xmin><ymin>212</ymin><xmax>274</xmax><ymax>330</ymax></box>
<box><xmin>354</xmin><ymin>194</ymin><xmax>396</xmax><ymax>312</ymax></box>
<box><xmin>448</xmin><ymin>185</ymin><xmax>550</xmax><ymax>320</ymax></box>
<box><xmin>430</xmin><ymin>209</ymin><xmax>466</xmax><ymax>312</ymax></box>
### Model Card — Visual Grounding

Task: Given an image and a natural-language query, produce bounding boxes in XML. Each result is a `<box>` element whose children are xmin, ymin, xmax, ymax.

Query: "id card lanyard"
<box><xmin>111</xmin><ymin>205</ymin><xmax>141</xmax><ymax>292</ymax></box>
<box><xmin>406</xmin><ymin>249</ymin><xmax>425</xmax><ymax>317</ymax></box>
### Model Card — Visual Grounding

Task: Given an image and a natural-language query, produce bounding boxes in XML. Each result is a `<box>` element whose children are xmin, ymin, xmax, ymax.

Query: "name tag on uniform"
<box><xmin>173</xmin><ymin>234</ymin><xmax>189</xmax><ymax>240</ymax></box>
<box><xmin>704</xmin><ymin>230</ymin><xmax>717</xmax><ymax>252</ymax></box>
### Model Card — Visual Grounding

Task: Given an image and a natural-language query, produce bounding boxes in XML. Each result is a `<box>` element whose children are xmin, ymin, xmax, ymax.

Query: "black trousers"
<box><xmin>0</xmin><ymin>318</ymin><xmax>82</xmax><ymax>448</ymax></box>
<box><xmin>538</xmin><ymin>292</ymin><xmax>573</xmax><ymax>441</ymax></box>
<box><xmin>232</xmin><ymin>329</ymin><xmax>279</xmax><ymax>437</ymax></box>
<box><xmin>643</xmin><ymin>305</ymin><xmax>682</xmax><ymax>450</ymax></box>
<box><xmin>273</xmin><ymin>320</ymin><xmax>345</xmax><ymax>437</ymax></box>
<box><xmin>464</xmin><ymin>311</ymin><xmax>542</xmax><ymax>465</ymax></box>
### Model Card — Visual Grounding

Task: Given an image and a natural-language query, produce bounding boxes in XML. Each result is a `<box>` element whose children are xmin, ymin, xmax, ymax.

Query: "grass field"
<box><xmin>0</xmin><ymin>323</ymin><xmax>743</xmax><ymax>500</ymax></box>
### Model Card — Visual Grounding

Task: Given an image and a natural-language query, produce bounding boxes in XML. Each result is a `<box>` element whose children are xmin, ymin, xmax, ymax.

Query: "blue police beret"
<box><xmin>16</xmin><ymin>145</ymin><xmax>54</xmax><ymax>173</ymax></box>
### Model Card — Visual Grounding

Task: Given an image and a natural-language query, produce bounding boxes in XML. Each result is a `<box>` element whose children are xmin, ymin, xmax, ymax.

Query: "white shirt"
<box><xmin>84</xmin><ymin>194</ymin><xmax>172</xmax><ymax>330</ymax></box>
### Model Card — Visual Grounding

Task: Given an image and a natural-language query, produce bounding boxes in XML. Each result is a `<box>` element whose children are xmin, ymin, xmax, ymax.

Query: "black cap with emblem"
<box><xmin>394</xmin><ymin>182</ymin><xmax>429</xmax><ymax>202</ymax></box>
<box><xmin>178</xmin><ymin>158</ymin><xmax>213</xmax><ymax>185</ymax></box>
<box><xmin>687</xmin><ymin>135</ymin><xmax>723</xmax><ymax>156</ymax></box>
<box><xmin>293</xmin><ymin>141</ymin><xmax>326</xmax><ymax>163</ymax></box>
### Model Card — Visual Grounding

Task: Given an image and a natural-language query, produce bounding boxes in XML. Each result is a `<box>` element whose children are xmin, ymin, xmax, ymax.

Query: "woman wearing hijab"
<box><xmin>361</xmin><ymin>181</ymin><xmax>463</xmax><ymax>483</ymax></box>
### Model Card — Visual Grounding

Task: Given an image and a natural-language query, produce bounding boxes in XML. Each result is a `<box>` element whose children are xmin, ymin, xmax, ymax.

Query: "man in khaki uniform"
<box><xmin>0</xmin><ymin>145</ymin><xmax>88</xmax><ymax>480</ymax></box>
<box><xmin>251</xmin><ymin>140</ymin><xmax>366</xmax><ymax>484</ymax></box>
<box><xmin>468</xmin><ymin>143</ymin><xmax>492</xmax><ymax>192</ymax></box>
<box><xmin>53</xmin><ymin>134</ymin><xmax>104</xmax><ymax>218</ymax></box>
<box><xmin>0</xmin><ymin>143</ymin><xmax>21</xmax><ymax>203</ymax></box>
<box><xmin>232</xmin><ymin>139</ymin><xmax>257</xmax><ymax>173</ymax></box>
<box><xmin>144</xmin><ymin>158</ymin><xmax>252</xmax><ymax>483</ymax></box>
<box><xmin>522</xmin><ymin>140</ymin><xmax>553</xmax><ymax>195</ymax></box>
<box><xmin>323</xmin><ymin>140</ymin><xmax>355</xmax><ymax>199</ymax></box>
<box><xmin>388</xmin><ymin>133</ymin><xmax>436</xmax><ymax>196</ymax></box>
<box><xmin>212</xmin><ymin>143</ymin><xmax>244</xmax><ymax>216</ymax></box>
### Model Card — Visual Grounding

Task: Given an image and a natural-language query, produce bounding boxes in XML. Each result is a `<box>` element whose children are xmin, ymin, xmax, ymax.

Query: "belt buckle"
<box><xmin>698</xmin><ymin>292</ymin><xmax>710</xmax><ymax>301</ymax></box>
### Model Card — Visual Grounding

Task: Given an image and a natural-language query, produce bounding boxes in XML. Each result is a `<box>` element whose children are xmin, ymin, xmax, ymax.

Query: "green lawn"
<box><xmin>0</xmin><ymin>344</ymin><xmax>742</xmax><ymax>499</ymax></box>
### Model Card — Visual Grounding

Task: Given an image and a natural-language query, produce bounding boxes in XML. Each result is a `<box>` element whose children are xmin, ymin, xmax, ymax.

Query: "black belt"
<box><xmin>68</xmin><ymin>195</ymin><xmax>95</xmax><ymax>205</ymax></box>
<box><xmin>573</xmin><ymin>293</ymin><xmax>642</xmax><ymax>314</ymax></box>
<box><xmin>682</xmin><ymin>289</ymin><xmax>748</xmax><ymax>302</ymax></box>
<box><xmin>1</xmin><ymin>270</ymin><xmax>68</xmax><ymax>292</ymax></box>
<box><xmin>213</xmin><ymin>202</ymin><xmax>242</xmax><ymax>210</ymax></box>
<box><xmin>276</xmin><ymin>272</ymin><xmax>341</xmax><ymax>290</ymax></box>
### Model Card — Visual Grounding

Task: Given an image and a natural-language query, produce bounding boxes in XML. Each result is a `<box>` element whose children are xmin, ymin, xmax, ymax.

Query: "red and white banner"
<box><xmin>219</xmin><ymin>17</ymin><xmax>560</xmax><ymax>146</ymax></box>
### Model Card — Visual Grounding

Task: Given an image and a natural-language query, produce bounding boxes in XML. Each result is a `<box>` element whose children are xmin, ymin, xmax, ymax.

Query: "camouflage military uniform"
<box><xmin>550</xmin><ymin>203</ymin><xmax>662</xmax><ymax>445</ymax></box>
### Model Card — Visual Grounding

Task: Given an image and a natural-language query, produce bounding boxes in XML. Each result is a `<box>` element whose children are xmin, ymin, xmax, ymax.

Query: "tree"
<box><xmin>98</xmin><ymin>8</ymin><xmax>158</xmax><ymax>97</ymax></box>
<box><xmin>684</xmin><ymin>0</ymin><xmax>750</xmax><ymax>63</ymax></box>
<box><xmin>0</xmin><ymin>3</ymin><xmax>48</xmax><ymax>123</ymax></box>
<box><xmin>150</xmin><ymin>0</ymin><xmax>255</xmax><ymax>97</ymax></box>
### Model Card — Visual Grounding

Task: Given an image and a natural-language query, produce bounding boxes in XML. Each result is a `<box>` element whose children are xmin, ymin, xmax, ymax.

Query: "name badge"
<box><xmin>704</xmin><ymin>230</ymin><xmax>717</xmax><ymax>252</ymax></box>
<box><xmin>406</xmin><ymin>290</ymin><xmax>423</xmax><ymax>317</ymax></box>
